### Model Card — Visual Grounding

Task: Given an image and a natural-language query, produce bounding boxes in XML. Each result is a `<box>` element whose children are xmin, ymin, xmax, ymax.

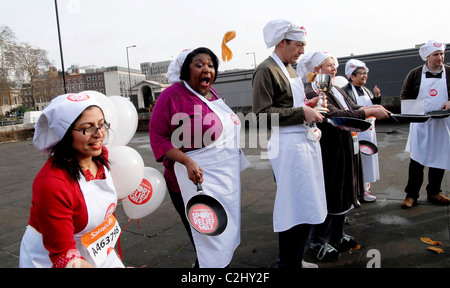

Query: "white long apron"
<box><xmin>406</xmin><ymin>68</ymin><xmax>450</xmax><ymax>170</ymax></box>
<box><xmin>174</xmin><ymin>81</ymin><xmax>249</xmax><ymax>268</ymax></box>
<box><xmin>20</xmin><ymin>167</ymin><xmax>124</xmax><ymax>268</ymax></box>
<box><xmin>268</xmin><ymin>52</ymin><xmax>327</xmax><ymax>233</ymax></box>
<box><xmin>351</xmin><ymin>85</ymin><xmax>380</xmax><ymax>183</ymax></box>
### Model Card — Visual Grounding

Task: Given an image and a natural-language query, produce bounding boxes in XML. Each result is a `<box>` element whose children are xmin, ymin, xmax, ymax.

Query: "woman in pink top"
<box><xmin>150</xmin><ymin>48</ymin><xmax>223</xmax><ymax>267</ymax></box>
<box><xmin>150</xmin><ymin>47</ymin><xmax>247</xmax><ymax>268</ymax></box>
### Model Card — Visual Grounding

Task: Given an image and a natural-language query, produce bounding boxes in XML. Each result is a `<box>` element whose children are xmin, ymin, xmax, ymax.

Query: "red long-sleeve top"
<box><xmin>28</xmin><ymin>150</ymin><xmax>107</xmax><ymax>267</ymax></box>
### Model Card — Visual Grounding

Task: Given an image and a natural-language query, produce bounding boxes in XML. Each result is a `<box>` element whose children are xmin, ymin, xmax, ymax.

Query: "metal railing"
<box><xmin>0</xmin><ymin>119</ymin><xmax>24</xmax><ymax>127</ymax></box>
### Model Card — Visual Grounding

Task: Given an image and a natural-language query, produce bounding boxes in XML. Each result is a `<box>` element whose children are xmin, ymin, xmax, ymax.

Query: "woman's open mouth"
<box><xmin>200</xmin><ymin>77</ymin><xmax>211</xmax><ymax>87</ymax></box>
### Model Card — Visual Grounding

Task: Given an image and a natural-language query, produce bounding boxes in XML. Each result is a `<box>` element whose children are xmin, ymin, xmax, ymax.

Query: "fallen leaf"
<box><xmin>427</xmin><ymin>246</ymin><xmax>444</xmax><ymax>254</ymax></box>
<box><xmin>420</xmin><ymin>237</ymin><xmax>442</xmax><ymax>245</ymax></box>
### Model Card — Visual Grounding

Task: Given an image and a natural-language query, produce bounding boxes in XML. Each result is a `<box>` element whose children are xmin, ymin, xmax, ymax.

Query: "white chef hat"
<box><xmin>419</xmin><ymin>40</ymin><xmax>446</xmax><ymax>61</ymax></box>
<box><xmin>296</xmin><ymin>51</ymin><xmax>339</xmax><ymax>83</ymax></box>
<box><xmin>263</xmin><ymin>19</ymin><xmax>307</xmax><ymax>49</ymax></box>
<box><xmin>33</xmin><ymin>92</ymin><xmax>102</xmax><ymax>153</ymax></box>
<box><xmin>167</xmin><ymin>48</ymin><xmax>193</xmax><ymax>84</ymax></box>
<box><xmin>345</xmin><ymin>59</ymin><xmax>369</xmax><ymax>78</ymax></box>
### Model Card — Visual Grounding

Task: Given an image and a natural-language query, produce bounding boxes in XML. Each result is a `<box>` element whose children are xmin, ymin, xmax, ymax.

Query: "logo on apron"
<box><xmin>105</xmin><ymin>203</ymin><xmax>116</xmax><ymax>219</ymax></box>
<box><xmin>429</xmin><ymin>89</ymin><xmax>438</xmax><ymax>97</ymax></box>
<box><xmin>230</xmin><ymin>114</ymin><xmax>240</xmax><ymax>125</ymax></box>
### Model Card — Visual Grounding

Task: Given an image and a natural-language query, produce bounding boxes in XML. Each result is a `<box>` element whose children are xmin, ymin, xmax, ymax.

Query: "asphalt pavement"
<box><xmin>0</xmin><ymin>121</ymin><xmax>448</xmax><ymax>269</ymax></box>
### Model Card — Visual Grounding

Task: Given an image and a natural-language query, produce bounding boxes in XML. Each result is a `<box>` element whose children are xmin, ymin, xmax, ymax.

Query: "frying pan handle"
<box><xmin>197</xmin><ymin>182</ymin><xmax>203</xmax><ymax>194</ymax></box>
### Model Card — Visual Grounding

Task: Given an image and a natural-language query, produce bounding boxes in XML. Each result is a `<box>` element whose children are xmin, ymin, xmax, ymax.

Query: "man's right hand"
<box><xmin>303</xmin><ymin>106</ymin><xmax>325</xmax><ymax>124</ymax></box>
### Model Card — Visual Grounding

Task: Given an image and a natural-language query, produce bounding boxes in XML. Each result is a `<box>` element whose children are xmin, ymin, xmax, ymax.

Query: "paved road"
<box><xmin>0</xmin><ymin>122</ymin><xmax>448</xmax><ymax>268</ymax></box>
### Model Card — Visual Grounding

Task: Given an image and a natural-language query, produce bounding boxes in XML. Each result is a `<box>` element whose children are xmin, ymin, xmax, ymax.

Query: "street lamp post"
<box><xmin>246</xmin><ymin>52</ymin><xmax>257</xmax><ymax>69</ymax></box>
<box><xmin>54</xmin><ymin>0</ymin><xmax>67</xmax><ymax>94</ymax></box>
<box><xmin>126</xmin><ymin>45</ymin><xmax>137</xmax><ymax>99</ymax></box>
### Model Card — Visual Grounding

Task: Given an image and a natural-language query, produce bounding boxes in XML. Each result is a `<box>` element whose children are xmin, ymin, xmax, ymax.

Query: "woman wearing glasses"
<box><xmin>19</xmin><ymin>93</ymin><xmax>124</xmax><ymax>268</ymax></box>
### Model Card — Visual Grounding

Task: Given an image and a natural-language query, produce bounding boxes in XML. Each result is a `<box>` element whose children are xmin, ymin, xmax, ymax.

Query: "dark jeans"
<box><xmin>405</xmin><ymin>159</ymin><xmax>445</xmax><ymax>199</ymax></box>
<box><xmin>168</xmin><ymin>188</ymin><xmax>199</xmax><ymax>268</ymax></box>
<box><xmin>278</xmin><ymin>224</ymin><xmax>311</xmax><ymax>268</ymax></box>
<box><xmin>310</xmin><ymin>214</ymin><xmax>346</xmax><ymax>247</ymax></box>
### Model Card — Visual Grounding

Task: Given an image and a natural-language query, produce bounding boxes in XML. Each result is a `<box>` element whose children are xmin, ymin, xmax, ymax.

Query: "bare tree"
<box><xmin>0</xmin><ymin>25</ymin><xmax>16</xmax><ymax>89</ymax></box>
<box><xmin>12</xmin><ymin>43</ymin><xmax>51</xmax><ymax>110</ymax></box>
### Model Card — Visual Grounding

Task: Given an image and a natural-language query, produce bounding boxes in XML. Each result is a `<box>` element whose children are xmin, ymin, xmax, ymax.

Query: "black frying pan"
<box><xmin>359</xmin><ymin>140</ymin><xmax>378</xmax><ymax>155</ymax></box>
<box><xmin>427</xmin><ymin>110</ymin><xmax>450</xmax><ymax>119</ymax></box>
<box><xmin>326</xmin><ymin>117</ymin><xmax>371</xmax><ymax>132</ymax></box>
<box><xmin>185</xmin><ymin>183</ymin><xmax>228</xmax><ymax>236</ymax></box>
<box><xmin>390</xmin><ymin>113</ymin><xmax>430</xmax><ymax>123</ymax></box>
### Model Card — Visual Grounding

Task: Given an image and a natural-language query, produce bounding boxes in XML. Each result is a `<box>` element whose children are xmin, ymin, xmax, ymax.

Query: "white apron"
<box><xmin>406</xmin><ymin>67</ymin><xmax>450</xmax><ymax>170</ymax></box>
<box><xmin>351</xmin><ymin>85</ymin><xmax>380</xmax><ymax>183</ymax></box>
<box><xmin>20</xmin><ymin>167</ymin><xmax>124</xmax><ymax>268</ymax></box>
<box><xmin>174</xmin><ymin>81</ymin><xmax>249</xmax><ymax>268</ymax></box>
<box><xmin>268</xmin><ymin>52</ymin><xmax>327</xmax><ymax>233</ymax></box>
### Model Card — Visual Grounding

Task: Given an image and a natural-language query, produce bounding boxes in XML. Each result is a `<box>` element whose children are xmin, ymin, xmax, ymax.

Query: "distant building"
<box><xmin>103</xmin><ymin>66</ymin><xmax>146</xmax><ymax>99</ymax></box>
<box><xmin>140</xmin><ymin>60</ymin><xmax>171</xmax><ymax>84</ymax></box>
<box><xmin>0</xmin><ymin>88</ymin><xmax>21</xmax><ymax>115</ymax></box>
<box><xmin>131</xmin><ymin>80</ymin><xmax>170</xmax><ymax>110</ymax></box>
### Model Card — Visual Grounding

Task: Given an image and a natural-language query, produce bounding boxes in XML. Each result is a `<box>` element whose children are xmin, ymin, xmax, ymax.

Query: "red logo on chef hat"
<box><xmin>230</xmin><ymin>114</ymin><xmax>240</xmax><ymax>125</ymax></box>
<box><xmin>429</xmin><ymin>89</ymin><xmax>438</xmax><ymax>97</ymax></box>
<box><xmin>300</xmin><ymin>26</ymin><xmax>307</xmax><ymax>35</ymax></box>
<box><xmin>67</xmin><ymin>93</ymin><xmax>90</xmax><ymax>102</ymax></box>
<box><xmin>433</xmin><ymin>42</ymin><xmax>442</xmax><ymax>47</ymax></box>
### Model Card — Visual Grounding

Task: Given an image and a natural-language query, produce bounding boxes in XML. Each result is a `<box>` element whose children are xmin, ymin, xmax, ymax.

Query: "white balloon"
<box><xmin>83</xmin><ymin>90</ymin><xmax>119</xmax><ymax>148</ymax></box>
<box><xmin>109</xmin><ymin>96</ymin><xmax>138</xmax><ymax>147</ymax></box>
<box><xmin>109</xmin><ymin>146</ymin><xmax>145</xmax><ymax>200</ymax></box>
<box><xmin>122</xmin><ymin>167</ymin><xmax>167</xmax><ymax>219</ymax></box>
<box><xmin>333</xmin><ymin>76</ymin><xmax>349</xmax><ymax>88</ymax></box>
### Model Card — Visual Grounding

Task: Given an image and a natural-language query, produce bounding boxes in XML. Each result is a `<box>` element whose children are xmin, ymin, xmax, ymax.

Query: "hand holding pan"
<box><xmin>325</xmin><ymin>117</ymin><xmax>371</xmax><ymax>132</ymax></box>
<box><xmin>185</xmin><ymin>182</ymin><xmax>228</xmax><ymax>236</ymax></box>
<box><xmin>390</xmin><ymin>113</ymin><xmax>430</xmax><ymax>123</ymax></box>
<box><xmin>359</xmin><ymin>140</ymin><xmax>378</xmax><ymax>155</ymax></box>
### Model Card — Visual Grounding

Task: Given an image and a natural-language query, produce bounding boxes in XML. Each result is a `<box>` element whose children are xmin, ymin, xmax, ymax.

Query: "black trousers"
<box><xmin>310</xmin><ymin>213</ymin><xmax>346</xmax><ymax>247</ymax></box>
<box><xmin>168</xmin><ymin>188</ymin><xmax>199</xmax><ymax>268</ymax></box>
<box><xmin>278</xmin><ymin>224</ymin><xmax>311</xmax><ymax>268</ymax></box>
<box><xmin>404</xmin><ymin>159</ymin><xmax>445</xmax><ymax>199</ymax></box>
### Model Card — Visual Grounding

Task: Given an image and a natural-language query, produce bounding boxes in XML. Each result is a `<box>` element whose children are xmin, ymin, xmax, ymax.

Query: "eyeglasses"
<box><xmin>73</xmin><ymin>123</ymin><xmax>110</xmax><ymax>136</ymax></box>
<box><xmin>353</xmin><ymin>71</ymin><xmax>368</xmax><ymax>76</ymax></box>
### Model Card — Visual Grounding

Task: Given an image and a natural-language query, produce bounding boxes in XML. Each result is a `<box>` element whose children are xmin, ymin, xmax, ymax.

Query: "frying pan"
<box><xmin>359</xmin><ymin>140</ymin><xmax>378</xmax><ymax>155</ymax></box>
<box><xmin>185</xmin><ymin>182</ymin><xmax>228</xmax><ymax>236</ymax></box>
<box><xmin>427</xmin><ymin>110</ymin><xmax>450</xmax><ymax>119</ymax></box>
<box><xmin>325</xmin><ymin>117</ymin><xmax>371</xmax><ymax>132</ymax></box>
<box><xmin>390</xmin><ymin>113</ymin><xmax>430</xmax><ymax>123</ymax></box>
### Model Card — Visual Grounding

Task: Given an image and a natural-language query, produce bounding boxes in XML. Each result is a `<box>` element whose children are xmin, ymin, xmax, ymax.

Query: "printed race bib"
<box><xmin>81</xmin><ymin>215</ymin><xmax>121</xmax><ymax>266</ymax></box>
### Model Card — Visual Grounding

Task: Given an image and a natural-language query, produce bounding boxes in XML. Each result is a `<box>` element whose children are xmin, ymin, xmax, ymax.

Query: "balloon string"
<box><xmin>116</xmin><ymin>213</ymin><xmax>128</xmax><ymax>260</ymax></box>
<box><xmin>123</xmin><ymin>218</ymin><xmax>132</xmax><ymax>231</ymax></box>
<box><xmin>118</xmin><ymin>219</ymin><xmax>142</xmax><ymax>261</ymax></box>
